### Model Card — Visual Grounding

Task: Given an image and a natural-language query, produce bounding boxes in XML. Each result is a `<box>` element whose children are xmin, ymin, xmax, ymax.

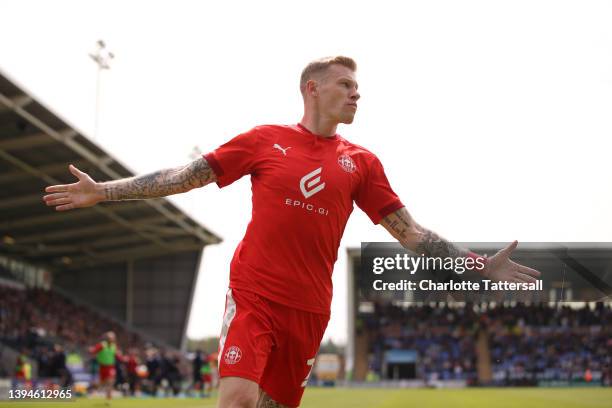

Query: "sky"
<box><xmin>1</xmin><ymin>0</ymin><xmax>611</xmax><ymax>344</ymax></box>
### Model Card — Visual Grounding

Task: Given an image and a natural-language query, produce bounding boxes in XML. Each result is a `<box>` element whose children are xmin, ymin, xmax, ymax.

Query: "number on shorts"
<box><xmin>301</xmin><ymin>357</ymin><xmax>316</xmax><ymax>387</ymax></box>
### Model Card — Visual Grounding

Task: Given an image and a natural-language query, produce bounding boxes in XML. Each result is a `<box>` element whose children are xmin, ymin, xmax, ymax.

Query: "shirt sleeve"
<box><xmin>354</xmin><ymin>155</ymin><xmax>404</xmax><ymax>224</ymax></box>
<box><xmin>203</xmin><ymin>127</ymin><xmax>260</xmax><ymax>188</ymax></box>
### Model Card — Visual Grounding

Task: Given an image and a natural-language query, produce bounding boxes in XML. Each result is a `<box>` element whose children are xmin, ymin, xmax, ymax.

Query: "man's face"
<box><xmin>315</xmin><ymin>64</ymin><xmax>360</xmax><ymax>124</ymax></box>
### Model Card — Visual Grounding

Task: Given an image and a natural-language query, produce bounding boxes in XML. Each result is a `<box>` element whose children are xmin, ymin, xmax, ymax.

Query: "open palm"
<box><xmin>484</xmin><ymin>240</ymin><xmax>541</xmax><ymax>283</ymax></box>
<box><xmin>43</xmin><ymin>165</ymin><xmax>103</xmax><ymax>211</ymax></box>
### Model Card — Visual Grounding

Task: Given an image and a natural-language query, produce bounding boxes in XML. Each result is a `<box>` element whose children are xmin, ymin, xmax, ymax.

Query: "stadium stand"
<box><xmin>355</xmin><ymin>300</ymin><xmax>611</xmax><ymax>386</ymax></box>
<box><xmin>362</xmin><ymin>303</ymin><xmax>478</xmax><ymax>382</ymax></box>
<box><xmin>347</xmin><ymin>246</ymin><xmax>612</xmax><ymax>388</ymax></box>
<box><xmin>0</xmin><ymin>69</ymin><xmax>221</xmax><ymax>349</ymax></box>
<box><xmin>0</xmin><ymin>69</ymin><xmax>221</xmax><ymax>396</ymax></box>
<box><xmin>0</xmin><ymin>272</ymin><xmax>214</xmax><ymax>396</ymax></box>
<box><xmin>486</xmin><ymin>303</ymin><xmax>611</xmax><ymax>386</ymax></box>
<box><xmin>0</xmin><ymin>284</ymin><xmax>145</xmax><ymax>353</ymax></box>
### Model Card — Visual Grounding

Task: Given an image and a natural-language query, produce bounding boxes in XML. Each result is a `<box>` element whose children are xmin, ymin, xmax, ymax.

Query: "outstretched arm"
<box><xmin>43</xmin><ymin>157</ymin><xmax>217</xmax><ymax>211</ymax></box>
<box><xmin>380</xmin><ymin>207</ymin><xmax>540</xmax><ymax>283</ymax></box>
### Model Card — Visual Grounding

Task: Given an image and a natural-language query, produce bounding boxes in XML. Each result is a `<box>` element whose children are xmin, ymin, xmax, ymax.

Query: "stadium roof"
<box><xmin>0</xmin><ymin>69</ymin><xmax>222</xmax><ymax>272</ymax></box>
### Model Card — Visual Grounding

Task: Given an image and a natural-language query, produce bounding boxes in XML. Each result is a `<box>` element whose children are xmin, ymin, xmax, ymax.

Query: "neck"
<box><xmin>300</xmin><ymin>111</ymin><xmax>338</xmax><ymax>137</ymax></box>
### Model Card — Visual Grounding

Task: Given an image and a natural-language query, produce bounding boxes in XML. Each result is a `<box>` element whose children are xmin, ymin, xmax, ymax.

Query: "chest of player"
<box><xmin>251</xmin><ymin>141</ymin><xmax>361</xmax><ymax>207</ymax></box>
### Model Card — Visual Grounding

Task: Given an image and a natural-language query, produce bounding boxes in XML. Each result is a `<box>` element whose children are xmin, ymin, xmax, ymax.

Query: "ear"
<box><xmin>306</xmin><ymin>79</ymin><xmax>319</xmax><ymax>97</ymax></box>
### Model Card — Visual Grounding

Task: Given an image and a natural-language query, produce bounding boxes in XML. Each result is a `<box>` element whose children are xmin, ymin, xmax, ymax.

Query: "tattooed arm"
<box><xmin>102</xmin><ymin>158</ymin><xmax>216</xmax><ymax>201</ymax></box>
<box><xmin>43</xmin><ymin>158</ymin><xmax>217</xmax><ymax>211</ymax></box>
<box><xmin>380</xmin><ymin>207</ymin><xmax>541</xmax><ymax>282</ymax></box>
<box><xmin>380</xmin><ymin>207</ymin><xmax>467</xmax><ymax>259</ymax></box>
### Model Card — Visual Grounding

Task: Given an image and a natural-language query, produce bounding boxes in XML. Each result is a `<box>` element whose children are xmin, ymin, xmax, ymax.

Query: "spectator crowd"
<box><xmin>0</xmin><ymin>284</ymin><xmax>216</xmax><ymax>397</ymax></box>
<box><xmin>486</xmin><ymin>302</ymin><xmax>611</xmax><ymax>385</ymax></box>
<box><xmin>359</xmin><ymin>301</ymin><xmax>611</xmax><ymax>386</ymax></box>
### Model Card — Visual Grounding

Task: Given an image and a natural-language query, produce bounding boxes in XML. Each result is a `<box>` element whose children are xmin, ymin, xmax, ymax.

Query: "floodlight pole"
<box><xmin>89</xmin><ymin>40</ymin><xmax>114</xmax><ymax>141</ymax></box>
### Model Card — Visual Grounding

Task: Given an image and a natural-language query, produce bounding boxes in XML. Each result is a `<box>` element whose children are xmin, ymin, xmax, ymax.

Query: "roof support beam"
<box><xmin>0</xmin><ymin>89</ymin><xmax>220</xmax><ymax>247</ymax></box>
<box><xmin>0</xmin><ymin>94</ymin><xmax>33</xmax><ymax>113</ymax></box>
<box><xmin>0</xmin><ymin>192</ymin><xmax>47</xmax><ymax>210</ymax></box>
<box><xmin>14</xmin><ymin>214</ymin><xmax>183</xmax><ymax>244</ymax></box>
<box><xmin>0</xmin><ymin>130</ymin><xmax>74</xmax><ymax>151</ymax></box>
<box><xmin>56</xmin><ymin>240</ymin><xmax>203</xmax><ymax>270</ymax></box>
<box><xmin>19</xmin><ymin>234</ymin><xmax>152</xmax><ymax>257</ymax></box>
<box><xmin>0</xmin><ymin>148</ymin><xmax>170</xmax><ymax>248</ymax></box>
<box><xmin>0</xmin><ymin>159</ymin><xmax>89</xmax><ymax>185</ymax></box>
<box><xmin>1</xmin><ymin>206</ymin><xmax>99</xmax><ymax>230</ymax></box>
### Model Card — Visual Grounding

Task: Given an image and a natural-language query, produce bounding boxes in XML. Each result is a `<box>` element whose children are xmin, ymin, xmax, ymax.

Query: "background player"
<box><xmin>89</xmin><ymin>331</ymin><xmax>121</xmax><ymax>402</ymax></box>
<box><xmin>44</xmin><ymin>56</ymin><xmax>540</xmax><ymax>407</ymax></box>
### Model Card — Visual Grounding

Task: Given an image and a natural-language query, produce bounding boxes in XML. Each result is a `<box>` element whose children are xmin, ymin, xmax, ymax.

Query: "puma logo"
<box><xmin>273</xmin><ymin>143</ymin><xmax>291</xmax><ymax>156</ymax></box>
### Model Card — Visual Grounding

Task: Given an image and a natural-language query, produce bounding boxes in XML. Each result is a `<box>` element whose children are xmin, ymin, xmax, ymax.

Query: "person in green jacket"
<box><xmin>200</xmin><ymin>357</ymin><xmax>213</xmax><ymax>397</ymax></box>
<box><xmin>89</xmin><ymin>331</ymin><xmax>122</xmax><ymax>402</ymax></box>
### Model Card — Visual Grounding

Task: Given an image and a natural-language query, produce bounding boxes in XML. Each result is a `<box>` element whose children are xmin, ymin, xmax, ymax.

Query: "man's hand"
<box><xmin>483</xmin><ymin>240</ymin><xmax>541</xmax><ymax>283</ymax></box>
<box><xmin>43</xmin><ymin>164</ymin><xmax>104</xmax><ymax>211</ymax></box>
<box><xmin>43</xmin><ymin>158</ymin><xmax>217</xmax><ymax>210</ymax></box>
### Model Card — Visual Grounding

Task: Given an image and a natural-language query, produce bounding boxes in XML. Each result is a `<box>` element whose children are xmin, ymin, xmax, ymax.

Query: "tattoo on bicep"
<box><xmin>104</xmin><ymin>157</ymin><xmax>216</xmax><ymax>200</ymax></box>
<box><xmin>257</xmin><ymin>391</ymin><xmax>288</xmax><ymax>408</ymax></box>
<box><xmin>187</xmin><ymin>157</ymin><xmax>216</xmax><ymax>186</ymax></box>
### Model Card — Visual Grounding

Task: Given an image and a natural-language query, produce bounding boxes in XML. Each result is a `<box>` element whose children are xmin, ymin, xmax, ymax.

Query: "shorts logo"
<box><xmin>224</xmin><ymin>346</ymin><xmax>242</xmax><ymax>365</ymax></box>
<box><xmin>337</xmin><ymin>154</ymin><xmax>356</xmax><ymax>173</ymax></box>
<box><xmin>300</xmin><ymin>167</ymin><xmax>325</xmax><ymax>199</ymax></box>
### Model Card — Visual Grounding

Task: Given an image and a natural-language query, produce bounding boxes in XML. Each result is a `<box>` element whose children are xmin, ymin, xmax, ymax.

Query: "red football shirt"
<box><xmin>204</xmin><ymin>124</ymin><xmax>403</xmax><ymax>314</ymax></box>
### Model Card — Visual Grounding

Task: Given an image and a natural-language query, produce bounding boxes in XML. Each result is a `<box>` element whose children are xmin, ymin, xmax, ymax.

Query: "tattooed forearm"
<box><xmin>414</xmin><ymin>228</ymin><xmax>466</xmax><ymax>259</ymax></box>
<box><xmin>257</xmin><ymin>391</ymin><xmax>289</xmax><ymax>408</ymax></box>
<box><xmin>102</xmin><ymin>157</ymin><xmax>216</xmax><ymax>201</ymax></box>
<box><xmin>381</xmin><ymin>207</ymin><xmax>467</xmax><ymax>258</ymax></box>
<box><xmin>382</xmin><ymin>207</ymin><xmax>414</xmax><ymax>241</ymax></box>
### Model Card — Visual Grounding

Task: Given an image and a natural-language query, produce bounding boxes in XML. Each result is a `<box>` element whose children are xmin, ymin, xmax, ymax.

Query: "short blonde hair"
<box><xmin>300</xmin><ymin>56</ymin><xmax>357</xmax><ymax>94</ymax></box>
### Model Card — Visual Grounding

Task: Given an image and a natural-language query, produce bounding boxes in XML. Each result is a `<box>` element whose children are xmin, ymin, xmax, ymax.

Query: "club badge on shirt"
<box><xmin>337</xmin><ymin>154</ymin><xmax>356</xmax><ymax>173</ymax></box>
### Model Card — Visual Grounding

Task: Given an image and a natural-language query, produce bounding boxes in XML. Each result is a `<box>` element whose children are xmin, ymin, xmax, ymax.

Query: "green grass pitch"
<box><xmin>1</xmin><ymin>387</ymin><xmax>611</xmax><ymax>407</ymax></box>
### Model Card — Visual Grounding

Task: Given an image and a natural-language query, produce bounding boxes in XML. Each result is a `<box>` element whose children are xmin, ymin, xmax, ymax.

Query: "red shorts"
<box><xmin>99</xmin><ymin>365</ymin><xmax>116</xmax><ymax>382</ymax></box>
<box><xmin>218</xmin><ymin>288</ymin><xmax>329</xmax><ymax>407</ymax></box>
<box><xmin>202</xmin><ymin>373</ymin><xmax>212</xmax><ymax>383</ymax></box>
